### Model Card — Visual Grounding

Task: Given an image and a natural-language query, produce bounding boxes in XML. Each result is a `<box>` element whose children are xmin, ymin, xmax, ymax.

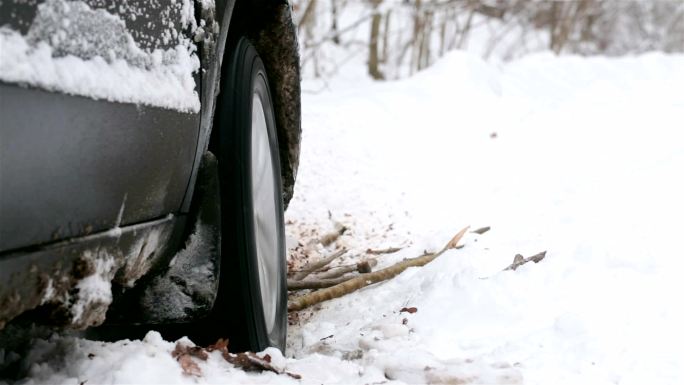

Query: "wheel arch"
<box><xmin>194</xmin><ymin>0</ymin><xmax>301</xmax><ymax>209</ymax></box>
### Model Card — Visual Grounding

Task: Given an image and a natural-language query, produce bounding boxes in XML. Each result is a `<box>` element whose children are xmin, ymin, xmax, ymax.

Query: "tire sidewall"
<box><xmin>217</xmin><ymin>38</ymin><xmax>287</xmax><ymax>351</ymax></box>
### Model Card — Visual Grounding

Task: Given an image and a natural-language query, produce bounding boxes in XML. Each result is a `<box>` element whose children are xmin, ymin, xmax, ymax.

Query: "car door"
<box><xmin>0</xmin><ymin>0</ymin><xmax>202</xmax><ymax>252</ymax></box>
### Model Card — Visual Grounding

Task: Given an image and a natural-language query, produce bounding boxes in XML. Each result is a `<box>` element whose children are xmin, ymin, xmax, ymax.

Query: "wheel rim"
<box><xmin>250</xmin><ymin>92</ymin><xmax>278</xmax><ymax>335</ymax></box>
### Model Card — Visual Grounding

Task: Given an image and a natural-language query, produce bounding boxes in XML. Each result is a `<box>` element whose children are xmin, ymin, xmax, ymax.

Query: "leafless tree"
<box><xmin>292</xmin><ymin>0</ymin><xmax>684</xmax><ymax>81</ymax></box>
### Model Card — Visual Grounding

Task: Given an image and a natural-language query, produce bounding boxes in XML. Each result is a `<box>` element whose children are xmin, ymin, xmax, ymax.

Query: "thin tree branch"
<box><xmin>319</xmin><ymin>223</ymin><xmax>347</xmax><ymax>247</ymax></box>
<box><xmin>291</xmin><ymin>248</ymin><xmax>348</xmax><ymax>281</ymax></box>
<box><xmin>288</xmin><ymin>226</ymin><xmax>469</xmax><ymax>312</ymax></box>
<box><xmin>504</xmin><ymin>251</ymin><xmax>547</xmax><ymax>271</ymax></box>
<box><xmin>310</xmin><ymin>259</ymin><xmax>378</xmax><ymax>280</ymax></box>
<box><xmin>366</xmin><ymin>247</ymin><xmax>402</xmax><ymax>255</ymax></box>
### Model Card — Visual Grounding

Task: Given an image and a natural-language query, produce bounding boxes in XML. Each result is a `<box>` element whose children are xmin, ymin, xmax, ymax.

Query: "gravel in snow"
<box><xmin>3</xmin><ymin>51</ymin><xmax>684</xmax><ymax>385</ymax></box>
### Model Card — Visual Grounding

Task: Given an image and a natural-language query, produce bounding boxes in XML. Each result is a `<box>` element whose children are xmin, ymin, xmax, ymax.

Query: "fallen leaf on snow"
<box><xmin>223</xmin><ymin>351</ymin><xmax>302</xmax><ymax>379</ymax></box>
<box><xmin>177</xmin><ymin>355</ymin><xmax>202</xmax><ymax>377</ymax></box>
<box><xmin>172</xmin><ymin>342</ymin><xmax>208</xmax><ymax>377</ymax></box>
<box><xmin>400</xmin><ymin>307</ymin><xmax>418</xmax><ymax>314</ymax></box>
<box><xmin>206</xmin><ymin>338</ymin><xmax>229</xmax><ymax>354</ymax></box>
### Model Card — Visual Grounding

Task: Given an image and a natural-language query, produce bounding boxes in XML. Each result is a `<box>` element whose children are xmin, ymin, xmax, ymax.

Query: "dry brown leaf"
<box><xmin>206</xmin><ymin>338</ymin><xmax>229</xmax><ymax>354</ymax></box>
<box><xmin>224</xmin><ymin>351</ymin><xmax>302</xmax><ymax>379</ymax></box>
<box><xmin>172</xmin><ymin>343</ymin><xmax>209</xmax><ymax>361</ymax></box>
<box><xmin>177</xmin><ymin>355</ymin><xmax>202</xmax><ymax>377</ymax></box>
<box><xmin>172</xmin><ymin>343</ymin><xmax>207</xmax><ymax>377</ymax></box>
<box><xmin>400</xmin><ymin>307</ymin><xmax>418</xmax><ymax>314</ymax></box>
<box><xmin>226</xmin><ymin>352</ymin><xmax>275</xmax><ymax>372</ymax></box>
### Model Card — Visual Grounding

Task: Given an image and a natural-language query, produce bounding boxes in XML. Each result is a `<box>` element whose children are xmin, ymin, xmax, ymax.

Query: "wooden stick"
<box><xmin>288</xmin><ymin>275</ymin><xmax>356</xmax><ymax>290</ymax></box>
<box><xmin>288</xmin><ymin>259</ymin><xmax>379</xmax><ymax>290</ymax></box>
<box><xmin>288</xmin><ymin>226</ymin><xmax>469</xmax><ymax>311</ymax></box>
<box><xmin>312</xmin><ymin>258</ymin><xmax>378</xmax><ymax>280</ymax></box>
<box><xmin>504</xmin><ymin>251</ymin><xmax>547</xmax><ymax>271</ymax></box>
<box><xmin>291</xmin><ymin>248</ymin><xmax>347</xmax><ymax>281</ymax></box>
<box><xmin>366</xmin><ymin>246</ymin><xmax>402</xmax><ymax>255</ymax></box>
<box><xmin>471</xmin><ymin>226</ymin><xmax>491</xmax><ymax>235</ymax></box>
<box><xmin>319</xmin><ymin>223</ymin><xmax>347</xmax><ymax>247</ymax></box>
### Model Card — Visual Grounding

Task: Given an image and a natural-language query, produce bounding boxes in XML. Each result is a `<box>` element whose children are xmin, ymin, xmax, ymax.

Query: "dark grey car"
<box><xmin>0</xmin><ymin>0</ymin><xmax>301</xmax><ymax>352</ymax></box>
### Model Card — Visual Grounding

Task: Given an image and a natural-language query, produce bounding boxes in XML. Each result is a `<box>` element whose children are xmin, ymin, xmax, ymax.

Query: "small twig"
<box><xmin>312</xmin><ymin>258</ymin><xmax>378</xmax><ymax>280</ymax></box>
<box><xmin>288</xmin><ymin>275</ymin><xmax>356</xmax><ymax>290</ymax></box>
<box><xmin>504</xmin><ymin>251</ymin><xmax>547</xmax><ymax>271</ymax></box>
<box><xmin>292</xmin><ymin>248</ymin><xmax>347</xmax><ymax>281</ymax></box>
<box><xmin>471</xmin><ymin>226</ymin><xmax>491</xmax><ymax>235</ymax></box>
<box><xmin>288</xmin><ymin>260</ymin><xmax>378</xmax><ymax>290</ymax></box>
<box><xmin>366</xmin><ymin>246</ymin><xmax>402</xmax><ymax>255</ymax></box>
<box><xmin>319</xmin><ymin>223</ymin><xmax>347</xmax><ymax>247</ymax></box>
<box><xmin>288</xmin><ymin>226</ymin><xmax>469</xmax><ymax>311</ymax></box>
<box><xmin>290</xmin><ymin>258</ymin><xmax>377</xmax><ymax>274</ymax></box>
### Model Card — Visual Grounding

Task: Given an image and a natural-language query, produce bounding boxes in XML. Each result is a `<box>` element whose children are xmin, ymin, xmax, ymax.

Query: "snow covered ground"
<box><xmin>4</xmin><ymin>51</ymin><xmax>684</xmax><ymax>384</ymax></box>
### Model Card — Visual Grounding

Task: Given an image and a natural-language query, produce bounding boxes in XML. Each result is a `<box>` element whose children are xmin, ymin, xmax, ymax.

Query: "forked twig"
<box><xmin>504</xmin><ymin>251</ymin><xmax>546</xmax><ymax>271</ymax></box>
<box><xmin>288</xmin><ymin>226</ymin><xmax>469</xmax><ymax>312</ymax></box>
<box><xmin>291</xmin><ymin>248</ymin><xmax>347</xmax><ymax>281</ymax></box>
<box><xmin>288</xmin><ymin>259</ymin><xmax>378</xmax><ymax>290</ymax></box>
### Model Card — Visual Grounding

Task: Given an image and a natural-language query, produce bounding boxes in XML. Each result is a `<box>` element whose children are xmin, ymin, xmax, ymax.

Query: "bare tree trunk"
<box><xmin>456</xmin><ymin>5</ymin><xmax>475</xmax><ymax>49</ymax></box>
<box><xmin>381</xmin><ymin>10</ymin><xmax>391</xmax><ymax>64</ymax></box>
<box><xmin>298</xmin><ymin>0</ymin><xmax>318</xmax><ymax>33</ymax></box>
<box><xmin>299</xmin><ymin>0</ymin><xmax>321</xmax><ymax>77</ymax></box>
<box><xmin>439</xmin><ymin>10</ymin><xmax>447</xmax><ymax>56</ymax></box>
<box><xmin>550</xmin><ymin>0</ymin><xmax>590</xmax><ymax>54</ymax></box>
<box><xmin>331</xmin><ymin>0</ymin><xmax>340</xmax><ymax>45</ymax></box>
<box><xmin>549</xmin><ymin>1</ymin><xmax>561</xmax><ymax>53</ymax></box>
<box><xmin>368</xmin><ymin>0</ymin><xmax>385</xmax><ymax>80</ymax></box>
<box><xmin>410</xmin><ymin>0</ymin><xmax>423</xmax><ymax>74</ymax></box>
<box><xmin>419</xmin><ymin>9</ymin><xmax>433</xmax><ymax>70</ymax></box>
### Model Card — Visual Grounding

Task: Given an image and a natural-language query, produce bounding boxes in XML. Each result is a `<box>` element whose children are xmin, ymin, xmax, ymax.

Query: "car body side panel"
<box><xmin>0</xmin><ymin>84</ymin><xmax>199</xmax><ymax>252</ymax></box>
<box><xmin>0</xmin><ymin>0</ymin><xmax>201</xmax><ymax>252</ymax></box>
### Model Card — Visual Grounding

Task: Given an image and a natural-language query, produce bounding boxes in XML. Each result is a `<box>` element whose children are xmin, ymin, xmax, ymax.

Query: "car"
<box><xmin>0</xmin><ymin>0</ymin><xmax>301</xmax><ymax>352</ymax></box>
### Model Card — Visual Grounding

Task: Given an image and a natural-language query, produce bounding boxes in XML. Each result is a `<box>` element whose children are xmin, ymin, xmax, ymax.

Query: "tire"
<box><xmin>206</xmin><ymin>37</ymin><xmax>287</xmax><ymax>352</ymax></box>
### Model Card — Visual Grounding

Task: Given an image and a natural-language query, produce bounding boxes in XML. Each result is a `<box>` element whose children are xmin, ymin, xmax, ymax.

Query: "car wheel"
<box><xmin>209</xmin><ymin>37</ymin><xmax>287</xmax><ymax>352</ymax></box>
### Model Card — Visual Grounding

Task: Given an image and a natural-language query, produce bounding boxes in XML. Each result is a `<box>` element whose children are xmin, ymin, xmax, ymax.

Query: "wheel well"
<box><xmin>211</xmin><ymin>0</ymin><xmax>301</xmax><ymax>208</ymax></box>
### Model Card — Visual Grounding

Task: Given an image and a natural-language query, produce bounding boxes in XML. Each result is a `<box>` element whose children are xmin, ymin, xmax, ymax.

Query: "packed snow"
<box><xmin>0</xmin><ymin>0</ymin><xmax>200</xmax><ymax>112</ymax></box>
<box><xmin>3</xmin><ymin>51</ymin><xmax>684</xmax><ymax>384</ymax></box>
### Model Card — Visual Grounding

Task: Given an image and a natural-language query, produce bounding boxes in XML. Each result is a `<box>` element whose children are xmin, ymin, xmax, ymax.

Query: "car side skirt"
<box><xmin>0</xmin><ymin>215</ymin><xmax>186</xmax><ymax>331</ymax></box>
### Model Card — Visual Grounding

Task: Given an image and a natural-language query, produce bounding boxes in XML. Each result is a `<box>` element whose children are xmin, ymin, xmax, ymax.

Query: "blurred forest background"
<box><xmin>290</xmin><ymin>0</ymin><xmax>684</xmax><ymax>80</ymax></box>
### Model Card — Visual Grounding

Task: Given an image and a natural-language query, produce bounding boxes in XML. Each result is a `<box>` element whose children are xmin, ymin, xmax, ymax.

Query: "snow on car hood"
<box><xmin>0</xmin><ymin>0</ymin><xmax>201</xmax><ymax>113</ymax></box>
